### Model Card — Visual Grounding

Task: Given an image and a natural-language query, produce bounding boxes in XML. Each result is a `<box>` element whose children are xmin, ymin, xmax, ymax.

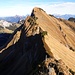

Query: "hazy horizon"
<box><xmin>0</xmin><ymin>0</ymin><xmax>75</xmax><ymax>17</ymax></box>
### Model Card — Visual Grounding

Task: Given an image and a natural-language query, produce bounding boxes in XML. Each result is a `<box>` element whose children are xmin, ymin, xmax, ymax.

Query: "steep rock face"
<box><xmin>0</xmin><ymin>16</ymin><xmax>47</xmax><ymax>75</ymax></box>
<box><xmin>0</xmin><ymin>7</ymin><xmax>75</xmax><ymax>75</ymax></box>
<box><xmin>31</xmin><ymin>7</ymin><xmax>75</xmax><ymax>71</ymax></box>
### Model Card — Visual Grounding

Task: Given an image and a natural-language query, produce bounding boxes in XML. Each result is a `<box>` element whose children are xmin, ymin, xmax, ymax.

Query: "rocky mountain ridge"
<box><xmin>32</xmin><ymin>7</ymin><xmax>75</xmax><ymax>70</ymax></box>
<box><xmin>0</xmin><ymin>7</ymin><xmax>75</xmax><ymax>75</ymax></box>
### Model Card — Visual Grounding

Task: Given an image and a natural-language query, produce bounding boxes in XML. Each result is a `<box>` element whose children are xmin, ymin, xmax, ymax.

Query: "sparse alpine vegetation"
<box><xmin>41</xmin><ymin>31</ymin><xmax>47</xmax><ymax>38</ymax></box>
<box><xmin>27</xmin><ymin>16</ymin><xmax>38</xmax><ymax>26</ymax></box>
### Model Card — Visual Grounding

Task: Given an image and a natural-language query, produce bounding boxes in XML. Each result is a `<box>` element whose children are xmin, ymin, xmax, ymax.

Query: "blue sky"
<box><xmin>0</xmin><ymin>0</ymin><xmax>75</xmax><ymax>16</ymax></box>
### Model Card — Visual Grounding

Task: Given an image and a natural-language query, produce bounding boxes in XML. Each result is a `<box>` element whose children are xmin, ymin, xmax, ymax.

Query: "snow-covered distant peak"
<box><xmin>0</xmin><ymin>20</ymin><xmax>12</xmax><ymax>28</ymax></box>
<box><xmin>53</xmin><ymin>14</ymin><xmax>75</xmax><ymax>20</ymax></box>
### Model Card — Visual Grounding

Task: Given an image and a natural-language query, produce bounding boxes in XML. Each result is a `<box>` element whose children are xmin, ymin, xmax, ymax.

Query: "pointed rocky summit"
<box><xmin>0</xmin><ymin>7</ymin><xmax>75</xmax><ymax>75</ymax></box>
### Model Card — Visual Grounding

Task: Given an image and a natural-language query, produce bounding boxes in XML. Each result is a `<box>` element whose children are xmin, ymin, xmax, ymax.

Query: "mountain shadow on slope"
<box><xmin>0</xmin><ymin>33</ymin><xmax>11</xmax><ymax>47</ymax></box>
<box><xmin>0</xmin><ymin>26</ymin><xmax>49</xmax><ymax>75</ymax></box>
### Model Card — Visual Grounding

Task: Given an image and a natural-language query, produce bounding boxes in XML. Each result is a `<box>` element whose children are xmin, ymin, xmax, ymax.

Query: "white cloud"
<box><xmin>39</xmin><ymin>2</ymin><xmax>75</xmax><ymax>15</ymax></box>
<box><xmin>0</xmin><ymin>2</ymin><xmax>75</xmax><ymax>17</ymax></box>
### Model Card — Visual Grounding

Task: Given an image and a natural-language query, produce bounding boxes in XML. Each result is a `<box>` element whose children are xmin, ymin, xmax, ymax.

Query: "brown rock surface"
<box><xmin>31</xmin><ymin>7</ymin><xmax>75</xmax><ymax>71</ymax></box>
<box><xmin>0</xmin><ymin>7</ymin><xmax>75</xmax><ymax>75</ymax></box>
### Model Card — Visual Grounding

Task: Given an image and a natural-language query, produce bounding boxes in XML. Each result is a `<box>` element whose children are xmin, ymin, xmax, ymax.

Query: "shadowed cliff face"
<box><xmin>0</xmin><ymin>33</ymin><xmax>11</xmax><ymax>47</ymax></box>
<box><xmin>0</xmin><ymin>24</ymin><xmax>48</xmax><ymax>75</ymax></box>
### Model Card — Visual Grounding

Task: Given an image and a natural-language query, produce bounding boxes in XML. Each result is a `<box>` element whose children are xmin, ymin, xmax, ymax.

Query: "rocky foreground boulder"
<box><xmin>0</xmin><ymin>7</ymin><xmax>75</xmax><ymax>75</ymax></box>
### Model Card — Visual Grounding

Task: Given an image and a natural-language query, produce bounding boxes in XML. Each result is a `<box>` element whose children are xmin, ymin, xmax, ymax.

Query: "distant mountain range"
<box><xmin>54</xmin><ymin>14</ymin><xmax>75</xmax><ymax>20</ymax></box>
<box><xmin>0</xmin><ymin>14</ymin><xmax>75</xmax><ymax>23</ymax></box>
<box><xmin>0</xmin><ymin>15</ymin><xmax>26</xmax><ymax>23</ymax></box>
<box><xmin>0</xmin><ymin>19</ymin><xmax>24</xmax><ymax>33</ymax></box>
